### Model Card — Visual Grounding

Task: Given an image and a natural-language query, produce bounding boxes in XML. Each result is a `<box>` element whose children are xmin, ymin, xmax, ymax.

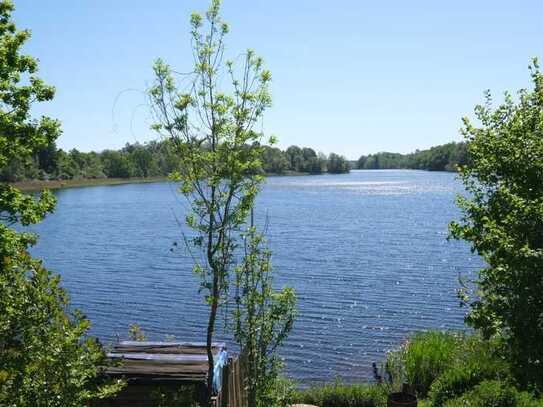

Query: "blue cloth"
<box><xmin>213</xmin><ymin>350</ymin><xmax>228</xmax><ymax>393</ymax></box>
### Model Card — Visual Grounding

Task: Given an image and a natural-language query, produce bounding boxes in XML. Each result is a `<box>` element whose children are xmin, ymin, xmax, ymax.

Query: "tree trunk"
<box><xmin>206</xmin><ymin>272</ymin><xmax>219</xmax><ymax>406</ymax></box>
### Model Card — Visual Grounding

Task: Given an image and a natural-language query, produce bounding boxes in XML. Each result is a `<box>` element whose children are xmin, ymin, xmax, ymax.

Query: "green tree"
<box><xmin>357</xmin><ymin>155</ymin><xmax>367</xmax><ymax>169</ymax></box>
<box><xmin>285</xmin><ymin>145</ymin><xmax>304</xmax><ymax>172</ymax></box>
<box><xmin>262</xmin><ymin>146</ymin><xmax>289</xmax><ymax>174</ymax></box>
<box><xmin>149</xmin><ymin>0</ymin><xmax>272</xmax><ymax>402</ymax></box>
<box><xmin>301</xmin><ymin>147</ymin><xmax>317</xmax><ymax>172</ymax></box>
<box><xmin>0</xmin><ymin>155</ymin><xmax>30</xmax><ymax>182</ymax></box>
<box><xmin>124</xmin><ymin>142</ymin><xmax>160</xmax><ymax>177</ymax></box>
<box><xmin>100</xmin><ymin>149</ymin><xmax>134</xmax><ymax>178</ymax></box>
<box><xmin>233</xmin><ymin>226</ymin><xmax>296</xmax><ymax>407</ymax></box>
<box><xmin>36</xmin><ymin>142</ymin><xmax>59</xmax><ymax>176</ymax></box>
<box><xmin>327</xmin><ymin>152</ymin><xmax>350</xmax><ymax>174</ymax></box>
<box><xmin>450</xmin><ymin>59</ymin><xmax>543</xmax><ymax>389</ymax></box>
<box><xmin>0</xmin><ymin>1</ymin><xmax>123</xmax><ymax>404</ymax></box>
<box><xmin>56</xmin><ymin>149</ymin><xmax>80</xmax><ymax>179</ymax></box>
<box><xmin>82</xmin><ymin>151</ymin><xmax>106</xmax><ymax>179</ymax></box>
<box><xmin>365</xmin><ymin>154</ymin><xmax>380</xmax><ymax>169</ymax></box>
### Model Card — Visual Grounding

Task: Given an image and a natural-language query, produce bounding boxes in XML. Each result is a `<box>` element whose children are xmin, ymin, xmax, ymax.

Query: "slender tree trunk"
<box><xmin>206</xmin><ymin>269</ymin><xmax>219</xmax><ymax>405</ymax></box>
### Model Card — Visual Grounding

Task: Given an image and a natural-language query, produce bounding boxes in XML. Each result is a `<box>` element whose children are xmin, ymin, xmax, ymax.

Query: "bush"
<box><xmin>386</xmin><ymin>331</ymin><xmax>466</xmax><ymax>397</ymax></box>
<box><xmin>443</xmin><ymin>380</ymin><xmax>541</xmax><ymax>407</ymax></box>
<box><xmin>386</xmin><ymin>331</ymin><xmax>515</xmax><ymax>404</ymax></box>
<box><xmin>429</xmin><ymin>361</ymin><xmax>500</xmax><ymax>406</ymax></box>
<box><xmin>428</xmin><ymin>340</ymin><xmax>510</xmax><ymax>407</ymax></box>
<box><xmin>293</xmin><ymin>383</ymin><xmax>389</xmax><ymax>407</ymax></box>
<box><xmin>450</xmin><ymin>59</ymin><xmax>543</xmax><ymax>390</ymax></box>
<box><xmin>268</xmin><ymin>376</ymin><xmax>297</xmax><ymax>407</ymax></box>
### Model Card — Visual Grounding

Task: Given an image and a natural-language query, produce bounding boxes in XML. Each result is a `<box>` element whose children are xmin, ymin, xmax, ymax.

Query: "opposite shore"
<box><xmin>12</xmin><ymin>176</ymin><xmax>169</xmax><ymax>192</ymax></box>
<box><xmin>13</xmin><ymin>169</ymin><xmax>453</xmax><ymax>193</ymax></box>
<box><xmin>13</xmin><ymin>171</ymin><xmax>314</xmax><ymax>192</ymax></box>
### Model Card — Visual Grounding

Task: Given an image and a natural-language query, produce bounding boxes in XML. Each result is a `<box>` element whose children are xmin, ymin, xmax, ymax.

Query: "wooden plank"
<box><xmin>107</xmin><ymin>352</ymin><xmax>210</xmax><ymax>363</ymax></box>
<box><xmin>112</xmin><ymin>346</ymin><xmax>223</xmax><ymax>356</ymax></box>
<box><xmin>114</xmin><ymin>341</ymin><xmax>225</xmax><ymax>355</ymax></box>
<box><xmin>106</xmin><ymin>362</ymin><xmax>208</xmax><ymax>375</ymax></box>
<box><xmin>118</xmin><ymin>341</ymin><xmax>226</xmax><ymax>348</ymax></box>
<box><xmin>104</xmin><ymin>341</ymin><xmax>227</xmax><ymax>383</ymax></box>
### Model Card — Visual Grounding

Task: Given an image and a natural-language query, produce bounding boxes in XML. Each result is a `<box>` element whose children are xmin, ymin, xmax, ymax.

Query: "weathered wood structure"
<box><xmin>221</xmin><ymin>356</ymin><xmax>247</xmax><ymax>407</ymax></box>
<box><xmin>93</xmin><ymin>341</ymin><xmax>236</xmax><ymax>407</ymax></box>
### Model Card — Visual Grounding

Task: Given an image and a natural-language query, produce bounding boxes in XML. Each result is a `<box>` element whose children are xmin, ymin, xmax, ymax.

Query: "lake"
<box><xmin>28</xmin><ymin>170</ymin><xmax>483</xmax><ymax>384</ymax></box>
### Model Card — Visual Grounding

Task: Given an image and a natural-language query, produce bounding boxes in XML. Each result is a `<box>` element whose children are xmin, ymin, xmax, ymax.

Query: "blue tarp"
<box><xmin>213</xmin><ymin>350</ymin><xmax>228</xmax><ymax>393</ymax></box>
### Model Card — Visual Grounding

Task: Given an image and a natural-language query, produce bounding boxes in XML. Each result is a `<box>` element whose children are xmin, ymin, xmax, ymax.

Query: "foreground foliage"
<box><xmin>233</xmin><ymin>228</ymin><xmax>297</xmax><ymax>407</ymax></box>
<box><xmin>385</xmin><ymin>331</ymin><xmax>466</xmax><ymax>398</ymax></box>
<box><xmin>149</xmin><ymin>0</ymin><xmax>296</xmax><ymax>403</ymax></box>
<box><xmin>450</xmin><ymin>59</ymin><xmax>543</xmax><ymax>390</ymax></box>
<box><xmin>0</xmin><ymin>1</ymin><xmax>122</xmax><ymax>404</ymax></box>
<box><xmin>443</xmin><ymin>380</ymin><xmax>542</xmax><ymax>407</ymax></box>
<box><xmin>292</xmin><ymin>330</ymin><xmax>543</xmax><ymax>407</ymax></box>
<box><xmin>385</xmin><ymin>331</ymin><xmax>543</xmax><ymax>406</ymax></box>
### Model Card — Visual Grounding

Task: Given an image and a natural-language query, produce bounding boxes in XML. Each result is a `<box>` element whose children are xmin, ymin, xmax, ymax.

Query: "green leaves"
<box><xmin>149</xmin><ymin>2</ymin><xmax>294</xmax><ymax>402</ymax></box>
<box><xmin>0</xmin><ymin>227</ymin><xmax>124</xmax><ymax>406</ymax></box>
<box><xmin>190</xmin><ymin>12</ymin><xmax>202</xmax><ymax>29</ymax></box>
<box><xmin>451</xmin><ymin>58</ymin><xmax>543</xmax><ymax>389</ymax></box>
<box><xmin>233</xmin><ymin>228</ymin><xmax>297</xmax><ymax>407</ymax></box>
<box><xmin>0</xmin><ymin>2</ymin><xmax>122</xmax><ymax>404</ymax></box>
<box><xmin>149</xmin><ymin>0</ymin><xmax>273</xmax><ymax>300</ymax></box>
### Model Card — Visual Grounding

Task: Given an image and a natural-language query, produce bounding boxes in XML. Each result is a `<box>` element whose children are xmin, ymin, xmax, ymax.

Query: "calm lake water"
<box><xmin>28</xmin><ymin>170</ymin><xmax>482</xmax><ymax>384</ymax></box>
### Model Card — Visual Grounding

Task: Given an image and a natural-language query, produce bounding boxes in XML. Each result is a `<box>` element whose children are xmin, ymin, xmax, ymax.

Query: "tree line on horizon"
<box><xmin>356</xmin><ymin>141</ymin><xmax>469</xmax><ymax>171</ymax></box>
<box><xmin>0</xmin><ymin>140</ymin><xmax>353</xmax><ymax>183</ymax></box>
<box><xmin>0</xmin><ymin>139</ymin><xmax>469</xmax><ymax>184</ymax></box>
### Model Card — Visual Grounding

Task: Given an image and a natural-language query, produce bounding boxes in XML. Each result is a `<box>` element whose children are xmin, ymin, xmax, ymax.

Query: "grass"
<box><xmin>385</xmin><ymin>331</ymin><xmax>466</xmax><ymax>397</ymax></box>
<box><xmin>292</xmin><ymin>382</ymin><xmax>390</xmax><ymax>407</ymax></box>
<box><xmin>385</xmin><ymin>331</ymin><xmax>543</xmax><ymax>406</ymax></box>
<box><xmin>292</xmin><ymin>331</ymin><xmax>543</xmax><ymax>407</ymax></box>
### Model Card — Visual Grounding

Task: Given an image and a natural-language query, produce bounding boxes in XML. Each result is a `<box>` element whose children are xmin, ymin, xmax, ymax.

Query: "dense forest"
<box><xmin>356</xmin><ymin>142</ymin><xmax>468</xmax><ymax>171</ymax></box>
<box><xmin>1</xmin><ymin>140</ymin><xmax>469</xmax><ymax>183</ymax></box>
<box><xmin>0</xmin><ymin>140</ymin><xmax>352</xmax><ymax>182</ymax></box>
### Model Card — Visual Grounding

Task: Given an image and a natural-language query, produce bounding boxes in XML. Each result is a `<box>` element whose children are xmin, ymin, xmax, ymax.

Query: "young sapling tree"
<box><xmin>149</xmin><ymin>0</ymin><xmax>273</xmax><ymax>401</ymax></box>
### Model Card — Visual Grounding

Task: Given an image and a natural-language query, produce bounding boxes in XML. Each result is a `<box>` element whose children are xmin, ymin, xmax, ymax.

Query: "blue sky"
<box><xmin>16</xmin><ymin>0</ymin><xmax>543</xmax><ymax>159</ymax></box>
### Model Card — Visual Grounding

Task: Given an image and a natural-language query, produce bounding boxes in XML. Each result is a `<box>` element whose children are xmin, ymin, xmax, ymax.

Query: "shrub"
<box><xmin>450</xmin><ymin>59</ymin><xmax>543</xmax><ymax>390</ymax></box>
<box><xmin>267</xmin><ymin>376</ymin><xmax>297</xmax><ymax>407</ymax></box>
<box><xmin>386</xmin><ymin>331</ymin><xmax>465</xmax><ymax>397</ymax></box>
<box><xmin>428</xmin><ymin>348</ymin><xmax>510</xmax><ymax>407</ymax></box>
<box><xmin>293</xmin><ymin>383</ymin><xmax>389</xmax><ymax>407</ymax></box>
<box><xmin>443</xmin><ymin>380</ymin><xmax>541</xmax><ymax>407</ymax></box>
<box><xmin>386</xmin><ymin>331</ymin><xmax>514</xmax><ymax>404</ymax></box>
<box><xmin>429</xmin><ymin>362</ymin><xmax>495</xmax><ymax>406</ymax></box>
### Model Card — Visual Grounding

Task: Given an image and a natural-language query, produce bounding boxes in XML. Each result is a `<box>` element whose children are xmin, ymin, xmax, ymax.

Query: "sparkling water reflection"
<box><xmin>28</xmin><ymin>170</ymin><xmax>482</xmax><ymax>384</ymax></box>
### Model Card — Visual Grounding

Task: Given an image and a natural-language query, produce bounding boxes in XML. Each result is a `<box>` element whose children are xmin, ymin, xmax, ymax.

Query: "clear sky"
<box><xmin>15</xmin><ymin>0</ymin><xmax>543</xmax><ymax>159</ymax></box>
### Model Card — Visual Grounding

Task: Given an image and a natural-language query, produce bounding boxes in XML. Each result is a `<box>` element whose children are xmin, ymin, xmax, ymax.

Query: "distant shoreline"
<box><xmin>12</xmin><ymin>177</ymin><xmax>169</xmax><ymax>192</ymax></box>
<box><xmin>12</xmin><ymin>171</ymin><xmax>312</xmax><ymax>192</ymax></box>
<box><xmin>12</xmin><ymin>169</ymin><xmax>445</xmax><ymax>193</ymax></box>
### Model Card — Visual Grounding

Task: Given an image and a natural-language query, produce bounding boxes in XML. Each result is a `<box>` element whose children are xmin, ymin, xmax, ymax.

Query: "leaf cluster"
<box><xmin>0</xmin><ymin>2</ymin><xmax>122</xmax><ymax>404</ymax></box>
<box><xmin>450</xmin><ymin>59</ymin><xmax>543</xmax><ymax>389</ymax></box>
<box><xmin>233</xmin><ymin>227</ymin><xmax>297</xmax><ymax>407</ymax></box>
<box><xmin>149</xmin><ymin>0</ymin><xmax>272</xmax><ymax>299</ymax></box>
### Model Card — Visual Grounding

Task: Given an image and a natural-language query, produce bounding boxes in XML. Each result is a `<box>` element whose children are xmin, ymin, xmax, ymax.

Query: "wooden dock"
<box><xmin>93</xmin><ymin>341</ymin><xmax>235</xmax><ymax>407</ymax></box>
